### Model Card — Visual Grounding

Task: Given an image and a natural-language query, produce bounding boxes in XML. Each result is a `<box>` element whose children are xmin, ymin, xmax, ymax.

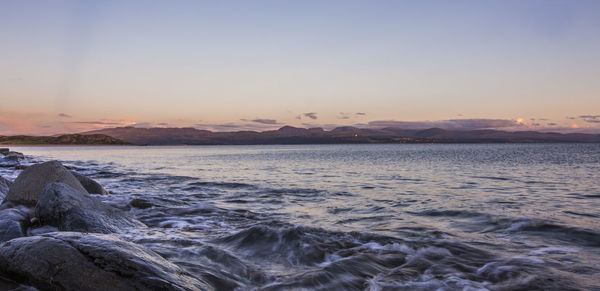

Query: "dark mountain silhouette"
<box><xmin>0</xmin><ymin>134</ymin><xmax>130</xmax><ymax>145</ymax></box>
<box><xmin>81</xmin><ymin>126</ymin><xmax>600</xmax><ymax>145</ymax></box>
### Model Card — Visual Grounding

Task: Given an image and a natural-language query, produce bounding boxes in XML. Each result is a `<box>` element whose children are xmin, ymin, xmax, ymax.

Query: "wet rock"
<box><xmin>0</xmin><ymin>151</ymin><xmax>25</xmax><ymax>168</ymax></box>
<box><xmin>0</xmin><ymin>155</ymin><xmax>20</xmax><ymax>168</ymax></box>
<box><xmin>0</xmin><ymin>206</ymin><xmax>31</xmax><ymax>243</ymax></box>
<box><xmin>27</xmin><ymin>225</ymin><xmax>58</xmax><ymax>236</ymax></box>
<box><xmin>0</xmin><ymin>232</ymin><xmax>211</xmax><ymax>291</ymax></box>
<box><xmin>14</xmin><ymin>165</ymin><xmax>27</xmax><ymax>170</ymax></box>
<box><xmin>0</xmin><ymin>148</ymin><xmax>9</xmax><ymax>155</ymax></box>
<box><xmin>0</xmin><ymin>176</ymin><xmax>11</xmax><ymax>198</ymax></box>
<box><xmin>5</xmin><ymin>151</ymin><xmax>24</xmax><ymax>160</ymax></box>
<box><xmin>0</xmin><ymin>275</ymin><xmax>36</xmax><ymax>291</ymax></box>
<box><xmin>35</xmin><ymin>182</ymin><xmax>145</xmax><ymax>233</ymax></box>
<box><xmin>70</xmin><ymin>171</ymin><xmax>109</xmax><ymax>195</ymax></box>
<box><xmin>4</xmin><ymin>161</ymin><xmax>87</xmax><ymax>206</ymax></box>
<box><xmin>129</xmin><ymin>198</ymin><xmax>154</xmax><ymax>209</ymax></box>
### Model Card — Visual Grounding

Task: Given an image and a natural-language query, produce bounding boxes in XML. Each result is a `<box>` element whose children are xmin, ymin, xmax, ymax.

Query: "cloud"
<box><xmin>576</xmin><ymin>115</ymin><xmax>600</xmax><ymax>124</ymax></box>
<box><xmin>132</xmin><ymin>122</ymin><xmax>154</xmax><ymax>128</ymax></box>
<box><xmin>58</xmin><ymin>113</ymin><xmax>71</xmax><ymax>118</ymax></box>
<box><xmin>68</xmin><ymin>121</ymin><xmax>123</xmax><ymax>125</ymax></box>
<box><xmin>578</xmin><ymin>115</ymin><xmax>600</xmax><ymax>119</ymax></box>
<box><xmin>303</xmin><ymin>112</ymin><xmax>318</xmax><ymax>120</ymax></box>
<box><xmin>0</xmin><ymin>111</ymin><xmax>138</xmax><ymax>135</ymax></box>
<box><xmin>367</xmin><ymin>119</ymin><xmax>521</xmax><ymax>130</ymax></box>
<box><xmin>240</xmin><ymin>118</ymin><xmax>280</xmax><ymax>125</ymax></box>
<box><xmin>578</xmin><ymin>115</ymin><xmax>600</xmax><ymax>124</ymax></box>
<box><xmin>337</xmin><ymin>112</ymin><xmax>367</xmax><ymax>120</ymax></box>
<box><xmin>194</xmin><ymin>122</ymin><xmax>280</xmax><ymax>132</ymax></box>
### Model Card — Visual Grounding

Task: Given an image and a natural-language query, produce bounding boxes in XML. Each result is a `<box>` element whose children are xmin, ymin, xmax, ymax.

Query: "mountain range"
<box><xmin>0</xmin><ymin>134</ymin><xmax>130</xmax><ymax>145</ymax></box>
<box><xmin>81</xmin><ymin>126</ymin><xmax>600</xmax><ymax>145</ymax></box>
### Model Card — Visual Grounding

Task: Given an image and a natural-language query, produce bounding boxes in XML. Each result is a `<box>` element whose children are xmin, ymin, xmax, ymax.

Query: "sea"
<box><xmin>2</xmin><ymin>143</ymin><xmax>600</xmax><ymax>290</ymax></box>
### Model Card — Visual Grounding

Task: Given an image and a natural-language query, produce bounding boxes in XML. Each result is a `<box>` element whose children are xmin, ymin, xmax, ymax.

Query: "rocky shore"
<box><xmin>0</xmin><ymin>149</ymin><xmax>211</xmax><ymax>290</ymax></box>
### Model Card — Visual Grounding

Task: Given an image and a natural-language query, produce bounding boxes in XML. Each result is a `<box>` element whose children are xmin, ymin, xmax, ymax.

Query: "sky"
<box><xmin>1</xmin><ymin>0</ymin><xmax>599</xmax><ymax>135</ymax></box>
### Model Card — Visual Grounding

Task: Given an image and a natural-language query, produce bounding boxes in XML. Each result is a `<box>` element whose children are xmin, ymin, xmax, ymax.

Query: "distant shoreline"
<box><xmin>3</xmin><ymin>126</ymin><xmax>600</xmax><ymax>145</ymax></box>
<box><xmin>4</xmin><ymin>141</ymin><xmax>600</xmax><ymax>147</ymax></box>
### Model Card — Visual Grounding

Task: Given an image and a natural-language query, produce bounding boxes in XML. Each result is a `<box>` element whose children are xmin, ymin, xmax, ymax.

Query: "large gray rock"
<box><xmin>0</xmin><ymin>176</ymin><xmax>11</xmax><ymax>199</ymax></box>
<box><xmin>70</xmin><ymin>171</ymin><xmax>108</xmax><ymax>195</ymax></box>
<box><xmin>0</xmin><ymin>206</ymin><xmax>30</xmax><ymax>243</ymax></box>
<box><xmin>35</xmin><ymin>182</ymin><xmax>144</xmax><ymax>233</ymax></box>
<box><xmin>4</xmin><ymin>161</ymin><xmax>87</xmax><ymax>206</ymax></box>
<box><xmin>0</xmin><ymin>232</ymin><xmax>211</xmax><ymax>291</ymax></box>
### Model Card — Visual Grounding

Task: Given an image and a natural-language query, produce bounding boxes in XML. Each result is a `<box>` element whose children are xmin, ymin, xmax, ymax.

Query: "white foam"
<box><xmin>529</xmin><ymin>247</ymin><xmax>578</xmax><ymax>256</ymax></box>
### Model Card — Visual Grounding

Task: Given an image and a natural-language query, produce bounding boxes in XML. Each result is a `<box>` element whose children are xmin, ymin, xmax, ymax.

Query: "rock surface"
<box><xmin>35</xmin><ymin>182</ymin><xmax>144</xmax><ymax>233</ymax></box>
<box><xmin>0</xmin><ymin>155</ymin><xmax>21</xmax><ymax>168</ymax></box>
<box><xmin>0</xmin><ymin>176</ymin><xmax>11</xmax><ymax>199</ymax></box>
<box><xmin>4</xmin><ymin>161</ymin><xmax>87</xmax><ymax>206</ymax></box>
<box><xmin>0</xmin><ymin>206</ymin><xmax>30</xmax><ymax>243</ymax></box>
<box><xmin>0</xmin><ymin>232</ymin><xmax>211</xmax><ymax>291</ymax></box>
<box><xmin>70</xmin><ymin>171</ymin><xmax>109</xmax><ymax>195</ymax></box>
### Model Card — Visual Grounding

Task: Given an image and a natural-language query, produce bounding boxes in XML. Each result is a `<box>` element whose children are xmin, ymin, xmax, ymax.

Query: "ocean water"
<box><xmin>3</xmin><ymin>143</ymin><xmax>600</xmax><ymax>290</ymax></box>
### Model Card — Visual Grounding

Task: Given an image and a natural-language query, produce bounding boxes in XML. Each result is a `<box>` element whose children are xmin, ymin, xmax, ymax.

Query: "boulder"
<box><xmin>0</xmin><ymin>232</ymin><xmax>211</xmax><ymax>291</ymax></box>
<box><xmin>0</xmin><ymin>206</ymin><xmax>31</xmax><ymax>243</ymax></box>
<box><xmin>4</xmin><ymin>161</ymin><xmax>87</xmax><ymax>206</ymax></box>
<box><xmin>0</xmin><ymin>176</ymin><xmax>11</xmax><ymax>198</ymax></box>
<box><xmin>5</xmin><ymin>151</ymin><xmax>24</xmax><ymax>160</ymax></box>
<box><xmin>70</xmin><ymin>171</ymin><xmax>109</xmax><ymax>195</ymax></box>
<box><xmin>0</xmin><ymin>148</ymin><xmax>9</xmax><ymax>155</ymax></box>
<box><xmin>35</xmin><ymin>182</ymin><xmax>145</xmax><ymax>233</ymax></box>
<box><xmin>0</xmin><ymin>155</ymin><xmax>20</xmax><ymax>168</ymax></box>
<box><xmin>0</xmin><ymin>151</ymin><xmax>25</xmax><ymax>168</ymax></box>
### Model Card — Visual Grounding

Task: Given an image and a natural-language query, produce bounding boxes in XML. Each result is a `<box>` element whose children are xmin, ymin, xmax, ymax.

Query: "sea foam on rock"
<box><xmin>0</xmin><ymin>232</ymin><xmax>211</xmax><ymax>291</ymax></box>
<box><xmin>3</xmin><ymin>161</ymin><xmax>87</xmax><ymax>206</ymax></box>
<box><xmin>35</xmin><ymin>182</ymin><xmax>145</xmax><ymax>233</ymax></box>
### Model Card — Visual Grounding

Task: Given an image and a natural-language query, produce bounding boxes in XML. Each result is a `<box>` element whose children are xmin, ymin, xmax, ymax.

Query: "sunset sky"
<box><xmin>1</xmin><ymin>0</ymin><xmax>599</xmax><ymax>135</ymax></box>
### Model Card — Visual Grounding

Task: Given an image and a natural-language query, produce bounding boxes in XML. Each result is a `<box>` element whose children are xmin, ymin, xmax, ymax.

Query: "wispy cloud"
<box><xmin>301</xmin><ymin>112</ymin><xmax>318</xmax><ymax>120</ymax></box>
<box><xmin>58</xmin><ymin>113</ymin><xmax>71</xmax><ymax>118</ymax></box>
<box><xmin>578</xmin><ymin>115</ymin><xmax>600</xmax><ymax>123</ymax></box>
<box><xmin>337</xmin><ymin>112</ymin><xmax>367</xmax><ymax>120</ymax></box>
<box><xmin>240</xmin><ymin>118</ymin><xmax>280</xmax><ymax>125</ymax></box>
<box><xmin>578</xmin><ymin>115</ymin><xmax>600</xmax><ymax>119</ymax></box>
<box><xmin>195</xmin><ymin>122</ymin><xmax>280</xmax><ymax>132</ymax></box>
<box><xmin>68</xmin><ymin>121</ymin><xmax>124</xmax><ymax>125</ymax></box>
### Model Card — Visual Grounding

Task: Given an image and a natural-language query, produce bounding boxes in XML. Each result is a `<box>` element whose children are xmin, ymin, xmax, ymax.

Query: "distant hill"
<box><xmin>0</xmin><ymin>134</ymin><xmax>131</xmax><ymax>145</ymax></box>
<box><xmin>82</xmin><ymin>126</ymin><xmax>600</xmax><ymax>145</ymax></box>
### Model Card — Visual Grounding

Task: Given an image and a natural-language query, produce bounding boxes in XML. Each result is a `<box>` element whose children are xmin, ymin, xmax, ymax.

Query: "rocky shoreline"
<box><xmin>0</xmin><ymin>149</ymin><xmax>210</xmax><ymax>290</ymax></box>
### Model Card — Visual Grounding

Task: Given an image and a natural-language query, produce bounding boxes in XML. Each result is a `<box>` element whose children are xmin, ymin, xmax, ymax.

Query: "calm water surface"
<box><xmin>4</xmin><ymin>144</ymin><xmax>600</xmax><ymax>290</ymax></box>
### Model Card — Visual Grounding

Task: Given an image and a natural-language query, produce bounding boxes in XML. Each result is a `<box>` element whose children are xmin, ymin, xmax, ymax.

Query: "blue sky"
<box><xmin>1</xmin><ymin>0</ymin><xmax>599</xmax><ymax>134</ymax></box>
